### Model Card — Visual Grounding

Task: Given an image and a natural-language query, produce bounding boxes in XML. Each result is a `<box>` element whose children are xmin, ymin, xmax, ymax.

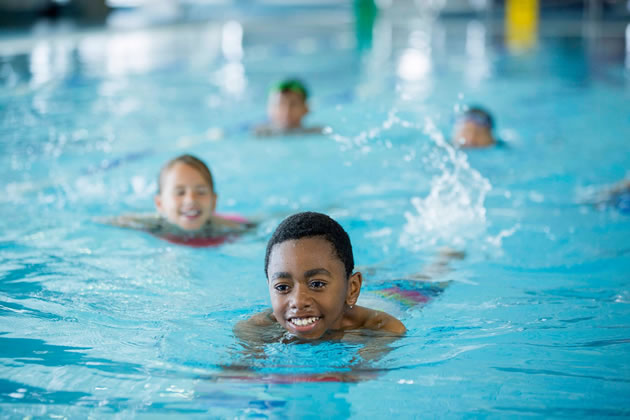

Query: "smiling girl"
<box><xmin>104</xmin><ymin>154</ymin><xmax>253</xmax><ymax>246</ymax></box>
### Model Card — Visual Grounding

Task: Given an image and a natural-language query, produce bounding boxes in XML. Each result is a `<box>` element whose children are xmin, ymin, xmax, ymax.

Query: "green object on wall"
<box><xmin>354</xmin><ymin>0</ymin><xmax>378</xmax><ymax>51</ymax></box>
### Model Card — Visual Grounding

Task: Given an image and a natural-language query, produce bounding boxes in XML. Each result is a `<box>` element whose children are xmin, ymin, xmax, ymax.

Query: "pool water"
<box><xmin>1</xmin><ymin>4</ymin><xmax>630</xmax><ymax>418</ymax></box>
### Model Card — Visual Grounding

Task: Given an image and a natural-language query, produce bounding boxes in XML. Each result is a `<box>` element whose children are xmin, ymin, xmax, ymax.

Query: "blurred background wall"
<box><xmin>1</xmin><ymin>0</ymin><xmax>629</xmax><ymax>28</ymax></box>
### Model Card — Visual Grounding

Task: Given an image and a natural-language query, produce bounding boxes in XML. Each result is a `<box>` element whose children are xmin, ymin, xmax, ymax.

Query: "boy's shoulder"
<box><xmin>352</xmin><ymin>305</ymin><xmax>406</xmax><ymax>335</ymax></box>
<box><xmin>248</xmin><ymin>309</ymin><xmax>276</xmax><ymax>326</ymax></box>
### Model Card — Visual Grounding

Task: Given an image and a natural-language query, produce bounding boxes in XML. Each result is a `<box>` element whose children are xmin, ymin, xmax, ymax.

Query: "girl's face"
<box><xmin>154</xmin><ymin>162</ymin><xmax>217</xmax><ymax>231</ymax></box>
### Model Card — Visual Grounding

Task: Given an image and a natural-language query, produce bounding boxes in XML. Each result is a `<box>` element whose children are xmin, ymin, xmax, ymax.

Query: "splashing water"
<box><xmin>327</xmin><ymin>110</ymin><xmax>492</xmax><ymax>251</ymax></box>
<box><xmin>400</xmin><ymin>117</ymin><xmax>492</xmax><ymax>250</ymax></box>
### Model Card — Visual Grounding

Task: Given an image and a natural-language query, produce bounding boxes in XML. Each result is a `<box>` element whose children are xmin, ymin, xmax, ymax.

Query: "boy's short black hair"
<box><xmin>264</xmin><ymin>212</ymin><xmax>354</xmax><ymax>279</ymax></box>
<box><xmin>271</xmin><ymin>78</ymin><xmax>309</xmax><ymax>101</ymax></box>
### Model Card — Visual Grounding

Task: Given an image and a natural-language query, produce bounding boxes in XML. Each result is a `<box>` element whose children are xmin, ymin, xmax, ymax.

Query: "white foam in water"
<box><xmin>486</xmin><ymin>224</ymin><xmax>520</xmax><ymax>248</ymax></box>
<box><xmin>329</xmin><ymin>111</ymin><xmax>493</xmax><ymax>251</ymax></box>
<box><xmin>330</xmin><ymin>108</ymin><xmax>410</xmax><ymax>150</ymax></box>
<box><xmin>400</xmin><ymin>117</ymin><xmax>492</xmax><ymax>250</ymax></box>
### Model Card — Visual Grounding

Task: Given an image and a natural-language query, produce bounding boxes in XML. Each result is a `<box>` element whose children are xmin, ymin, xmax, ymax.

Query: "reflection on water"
<box><xmin>0</xmin><ymin>378</ymin><xmax>91</xmax><ymax>405</ymax></box>
<box><xmin>0</xmin><ymin>300</ymin><xmax>65</xmax><ymax>321</ymax></box>
<box><xmin>0</xmin><ymin>335</ymin><xmax>144</xmax><ymax>374</ymax></box>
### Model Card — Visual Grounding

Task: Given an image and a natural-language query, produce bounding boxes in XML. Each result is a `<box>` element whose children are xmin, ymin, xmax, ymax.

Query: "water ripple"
<box><xmin>492</xmin><ymin>366</ymin><xmax>630</xmax><ymax>383</ymax></box>
<box><xmin>487</xmin><ymin>405</ymin><xmax>630</xmax><ymax>417</ymax></box>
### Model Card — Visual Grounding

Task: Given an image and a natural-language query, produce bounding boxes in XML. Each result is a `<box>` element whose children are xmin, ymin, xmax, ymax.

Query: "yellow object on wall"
<box><xmin>506</xmin><ymin>0</ymin><xmax>539</xmax><ymax>52</ymax></box>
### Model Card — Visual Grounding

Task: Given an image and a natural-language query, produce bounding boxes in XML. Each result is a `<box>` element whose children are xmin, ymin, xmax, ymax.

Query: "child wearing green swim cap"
<box><xmin>255</xmin><ymin>78</ymin><xmax>323</xmax><ymax>137</ymax></box>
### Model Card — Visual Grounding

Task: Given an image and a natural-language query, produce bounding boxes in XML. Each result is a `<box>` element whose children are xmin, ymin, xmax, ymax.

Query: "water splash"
<box><xmin>330</xmin><ymin>108</ymin><xmax>412</xmax><ymax>151</ymax></box>
<box><xmin>400</xmin><ymin>117</ymin><xmax>492</xmax><ymax>250</ymax></box>
<box><xmin>486</xmin><ymin>224</ymin><xmax>521</xmax><ymax>248</ymax></box>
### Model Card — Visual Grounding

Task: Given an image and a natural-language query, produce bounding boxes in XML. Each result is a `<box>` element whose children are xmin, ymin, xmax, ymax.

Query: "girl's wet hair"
<box><xmin>158</xmin><ymin>154</ymin><xmax>215</xmax><ymax>194</ymax></box>
<box><xmin>264</xmin><ymin>211</ymin><xmax>354</xmax><ymax>279</ymax></box>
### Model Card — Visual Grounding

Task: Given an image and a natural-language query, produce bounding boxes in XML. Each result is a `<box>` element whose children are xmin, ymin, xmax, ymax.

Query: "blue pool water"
<box><xmin>1</xmin><ymin>4</ymin><xmax>630</xmax><ymax>418</ymax></box>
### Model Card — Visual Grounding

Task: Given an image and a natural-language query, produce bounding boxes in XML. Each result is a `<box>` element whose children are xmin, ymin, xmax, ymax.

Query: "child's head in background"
<box><xmin>267</xmin><ymin>79</ymin><xmax>310</xmax><ymax>131</ymax></box>
<box><xmin>452</xmin><ymin>106</ymin><xmax>496</xmax><ymax>148</ymax></box>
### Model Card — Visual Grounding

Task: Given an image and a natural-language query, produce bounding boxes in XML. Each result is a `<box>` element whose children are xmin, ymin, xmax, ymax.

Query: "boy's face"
<box><xmin>452</xmin><ymin>120</ymin><xmax>495</xmax><ymax>148</ymax></box>
<box><xmin>268</xmin><ymin>91</ymin><xmax>308</xmax><ymax>130</ymax></box>
<box><xmin>154</xmin><ymin>162</ymin><xmax>217</xmax><ymax>231</ymax></box>
<box><xmin>267</xmin><ymin>236</ymin><xmax>361</xmax><ymax>340</ymax></box>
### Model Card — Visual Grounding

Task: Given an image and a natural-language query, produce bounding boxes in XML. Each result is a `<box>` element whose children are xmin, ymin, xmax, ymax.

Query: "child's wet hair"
<box><xmin>157</xmin><ymin>154</ymin><xmax>215</xmax><ymax>194</ymax></box>
<box><xmin>461</xmin><ymin>106</ymin><xmax>494</xmax><ymax>129</ymax></box>
<box><xmin>264</xmin><ymin>211</ymin><xmax>354</xmax><ymax>279</ymax></box>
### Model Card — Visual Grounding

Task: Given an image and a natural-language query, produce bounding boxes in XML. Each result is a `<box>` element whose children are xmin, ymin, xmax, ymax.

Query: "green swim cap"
<box><xmin>271</xmin><ymin>79</ymin><xmax>309</xmax><ymax>100</ymax></box>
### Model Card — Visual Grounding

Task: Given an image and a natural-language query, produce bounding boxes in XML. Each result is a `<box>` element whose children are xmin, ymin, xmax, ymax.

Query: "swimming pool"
<box><xmin>1</xmin><ymin>3</ymin><xmax>630</xmax><ymax>417</ymax></box>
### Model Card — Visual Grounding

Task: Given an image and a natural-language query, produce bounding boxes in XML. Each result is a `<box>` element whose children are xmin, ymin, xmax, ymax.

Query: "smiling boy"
<box><xmin>237</xmin><ymin>212</ymin><xmax>405</xmax><ymax>341</ymax></box>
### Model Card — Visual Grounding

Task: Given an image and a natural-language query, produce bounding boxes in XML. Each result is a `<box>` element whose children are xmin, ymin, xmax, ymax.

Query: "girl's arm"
<box><xmin>96</xmin><ymin>213</ymin><xmax>162</xmax><ymax>232</ymax></box>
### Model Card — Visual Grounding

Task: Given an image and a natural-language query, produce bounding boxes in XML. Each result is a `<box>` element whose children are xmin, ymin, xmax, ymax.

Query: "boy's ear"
<box><xmin>346</xmin><ymin>272</ymin><xmax>363</xmax><ymax>306</ymax></box>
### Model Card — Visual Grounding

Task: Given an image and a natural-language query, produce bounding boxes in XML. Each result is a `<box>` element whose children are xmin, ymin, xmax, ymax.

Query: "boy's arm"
<box><xmin>254</xmin><ymin>125</ymin><xmax>277</xmax><ymax>137</ymax></box>
<box><xmin>233</xmin><ymin>309</ymin><xmax>276</xmax><ymax>345</ymax></box>
<box><xmin>584</xmin><ymin>179</ymin><xmax>630</xmax><ymax>205</ymax></box>
<box><xmin>608</xmin><ymin>179</ymin><xmax>630</xmax><ymax>196</ymax></box>
<box><xmin>301</xmin><ymin>126</ymin><xmax>325</xmax><ymax>134</ymax></box>
<box><xmin>254</xmin><ymin>125</ymin><xmax>325</xmax><ymax>138</ymax></box>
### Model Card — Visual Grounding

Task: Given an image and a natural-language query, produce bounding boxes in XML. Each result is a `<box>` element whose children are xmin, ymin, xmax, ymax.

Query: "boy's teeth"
<box><xmin>182</xmin><ymin>209</ymin><xmax>200</xmax><ymax>216</ymax></box>
<box><xmin>291</xmin><ymin>317</ymin><xmax>319</xmax><ymax>326</ymax></box>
